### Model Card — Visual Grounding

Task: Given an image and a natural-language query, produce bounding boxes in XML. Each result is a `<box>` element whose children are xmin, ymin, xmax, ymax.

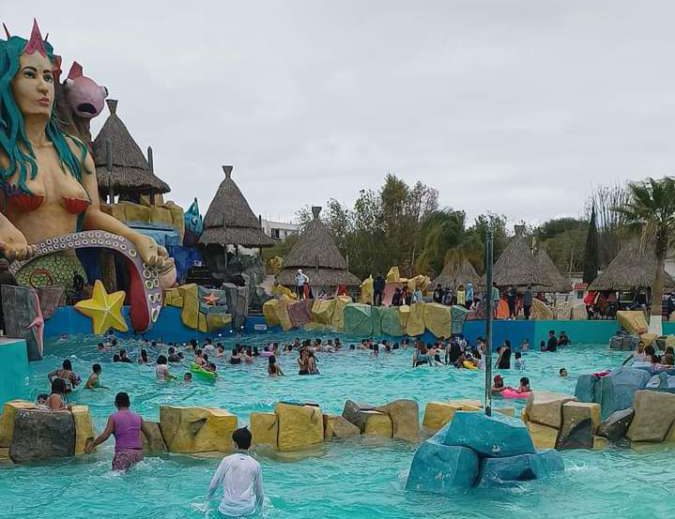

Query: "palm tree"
<box><xmin>615</xmin><ymin>177</ymin><xmax>675</xmax><ymax>335</ymax></box>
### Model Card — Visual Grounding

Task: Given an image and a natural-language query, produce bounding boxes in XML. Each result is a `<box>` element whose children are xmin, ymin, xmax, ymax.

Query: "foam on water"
<box><xmin>1</xmin><ymin>332</ymin><xmax>674</xmax><ymax>518</ymax></box>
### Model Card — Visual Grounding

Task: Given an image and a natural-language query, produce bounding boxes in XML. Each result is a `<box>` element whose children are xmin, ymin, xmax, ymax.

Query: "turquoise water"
<box><xmin>1</xmin><ymin>333</ymin><xmax>673</xmax><ymax>518</ymax></box>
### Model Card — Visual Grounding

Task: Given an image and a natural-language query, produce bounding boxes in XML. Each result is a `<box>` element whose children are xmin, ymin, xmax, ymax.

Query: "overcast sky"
<box><xmin>6</xmin><ymin>1</ymin><xmax>675</xmax><ymax>226</ymax></box>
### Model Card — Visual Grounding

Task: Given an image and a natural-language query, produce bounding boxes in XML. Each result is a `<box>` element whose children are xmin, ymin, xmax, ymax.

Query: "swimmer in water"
<box><xmin>207</xmin><ymin>427</ymin><xmax>264</xmax><ymax>517</ymax></box>
<box><xmin>517</xmin><ymin>377</ymin><xmax>531</xmax><ymax>393</ymax></box>
<box><xmin>155</xmin><ymin>355</ymin><xmax>174</xmax><ymax>381</ymax></box>
<box><xmin>559</xmin><ymin>368</ymin><xmax>568</xmax><ymax>377</ymax></box>
<box><xmin>268</xmin><ymin>355</ymin><xmax>284</xmax><ymax>376</ymax></box>
<box><xmin>85</xmin><ymin>364</ymin><xmax>107</xmax><ymax>389</ymax></box>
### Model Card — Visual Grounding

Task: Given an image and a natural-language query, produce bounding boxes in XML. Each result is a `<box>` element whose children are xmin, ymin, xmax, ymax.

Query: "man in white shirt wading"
<box><xmin>207</xmin><ymin>427</ymin><xmax>264</xmax><ymax>517</ymax></box>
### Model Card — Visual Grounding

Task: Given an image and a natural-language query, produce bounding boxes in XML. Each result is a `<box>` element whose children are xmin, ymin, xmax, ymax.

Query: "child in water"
<box><xmin>155</xmin><ymin>355</ymin><xmax>174</xmax><ymax>381</ymax></box>
<box><xmin>85</xmin><ymin>364</ymin><xmax>106</xmax><ymax>389</ymax></box>
<box><xmin>183</xmin><ymin>372</ymin><xmax>192</xmax><ymax>384</ymax></box>
<box><xmin>517</xmin><ymin>377</ymin><xmax>531</xmax><ymax>393</ymax></box>
<box><xmin>559</xmin><ymin>368</ymin><xmax>568</xmax><ymax>377</ymax></box>
<box><xmin>514</xmin><ymin>352</ymin><xmax>526</xmax><ymax>370</ymax></box>
<box><xmin>491</xmin><ymin>375</ymin><xmax>507</xmax><ymax>394</ymax></box>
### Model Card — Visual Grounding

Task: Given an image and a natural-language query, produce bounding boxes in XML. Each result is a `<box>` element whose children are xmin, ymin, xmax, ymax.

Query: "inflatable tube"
<box><xmin>463</xmin><ymin>360</ymin><xmax>478</xmax><ymax>370</ymax></box>
<box><xmin>190</xmin><ymin>362</ymin><xmax>218</xmax><ymax>381</ymax></box>
<box><xmin>501</xmin><ymin>389</ymin><xmax>530</xmax><ymax>399</ymax></box>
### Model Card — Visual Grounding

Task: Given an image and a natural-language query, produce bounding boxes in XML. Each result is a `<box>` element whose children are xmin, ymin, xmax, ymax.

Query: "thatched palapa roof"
<box><xmin>92</xmin><ymin>99</ymin><xmax>171</xmax><ymax>196</ymax></box>
<box><xmin>277</xmin><ymin>206</ymin><xmax>360</xmax><ymax>287</ymax></box>
<box><xmin>588</xmin><ymin>238</ymin><xmax>675</xmax><ymax>291</ymax></box>
<box><xmin>432</xmin><ymin>258</ymin><xmax>480</xmax><ymax>289</ymax></box>
<box><xmin>535</xmin><ymin>248</ymin><xmax>572</xmax><ymax>293</ymax></box>
<box><xmin>199</xmin><ymin>165</ymin><xmax>274</xmax><ymax>248</ymax></box>
<box><xmin>486</xmin><ymin>226</ymin><xmax>569</xmax><ymax>292</ymax></box>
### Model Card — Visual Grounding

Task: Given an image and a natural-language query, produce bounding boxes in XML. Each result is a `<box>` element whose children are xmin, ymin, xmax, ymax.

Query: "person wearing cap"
<box><xmin>491</xmin><ymin>375</ymin><xmax>509</xmax><ymax>395</ymax></box>
<box><xmin>294</xmin><ymin>269</ymin><xmax>309</xmax><ymax>299</ymax></box>
<box><xmin>207</xmin><ymin>427</ymin><xmax>264</xmax><ymax>517</ymax></box>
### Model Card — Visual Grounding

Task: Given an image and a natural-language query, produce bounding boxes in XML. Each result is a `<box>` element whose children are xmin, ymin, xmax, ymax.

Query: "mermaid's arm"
<box><xmin>78</xmin><ymin>150</ymin><xmax>168</xmax><ymax>268</ymax></box>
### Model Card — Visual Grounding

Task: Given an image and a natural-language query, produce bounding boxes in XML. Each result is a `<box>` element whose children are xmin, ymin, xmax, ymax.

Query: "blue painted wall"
<box><xmin>42</xmin><ymin>305</ymin><xmax>644</xmax><ymax>349</ymax></box>
<box><xmin>464</xmin><ymin>320</ymin><xmax>622</xmax><ymax>350</ymax></box>
<box><xmin>44</xmin><ymin>306</ymin><xmax>236</xmax><ymax>343</ymax></box>
<box><xmin>0</xmin><ymin>338</ymin><xmax>29</xmax><ymax>407</ymax></box>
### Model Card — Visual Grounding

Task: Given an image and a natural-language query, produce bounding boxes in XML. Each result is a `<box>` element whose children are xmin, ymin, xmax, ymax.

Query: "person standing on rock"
<box><xmin>294</xmin><ymin>269</ymin><xmax>309</xmax><ymax>299</ymax></box>
<box><xmin>85</xmin><ymin>392</ymin><xmax>150</xmax><ymax>471</ymax></box>
<box><xmin>207</xmin><ymin>427</ymin><xmax>264</xmax><ymax>517</ymax></box>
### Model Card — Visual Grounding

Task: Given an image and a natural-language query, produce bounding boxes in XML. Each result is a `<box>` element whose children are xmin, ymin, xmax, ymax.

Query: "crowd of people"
<box><xmin>35</xmin><ymin>325</ymin><xmax>579</xmax><ymax>516</ymax></box>
<box><xmin>371</xmin><ymin>276</ymin><xmax>549</xmax><ymax>323</ymax></box>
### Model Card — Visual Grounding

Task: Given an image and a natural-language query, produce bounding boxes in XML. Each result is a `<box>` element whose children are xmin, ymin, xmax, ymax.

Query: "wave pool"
<box><xmin>1</xmin><ymin>332</ymin><xmax>673</xmax><ymax>518</ymax></box>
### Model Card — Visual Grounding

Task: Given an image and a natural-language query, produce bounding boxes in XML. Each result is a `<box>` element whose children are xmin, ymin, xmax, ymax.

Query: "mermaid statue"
<box><xmin>0</xmin><ymin>20</ymin><xmax>175</xmax><ymax>332</ymax></box>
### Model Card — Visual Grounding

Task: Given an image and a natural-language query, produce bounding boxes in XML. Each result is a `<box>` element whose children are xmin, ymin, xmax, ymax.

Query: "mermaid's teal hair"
<box><xmin>0</xmin><ymin>35</ymin><xmax>87</xmax><ymax>194</ymax></box>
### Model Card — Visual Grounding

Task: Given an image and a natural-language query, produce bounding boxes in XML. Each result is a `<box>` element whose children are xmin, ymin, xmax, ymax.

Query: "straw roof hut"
<box><xmin>277</xmin><ymin>206</ymin><xmax>360</xmax><ymax>287</ymax></box>
<box><xmin>535</xmin><ymin>248</ymin><xmax>572</xmax><ymax>293</ymax></box>
<box><xmin>199</xmin><ymin>166</ymin><xmax>274</xmax><ymax>248</ymax></box>
<box><xmin>92</xmin><ymin>99</ymin><xmax>170</xmax><ymax>198</ymax></box>
<box><xmin>488</xmin><ymin>227</ymin><xmax>545</xmax><ymax>289</ymax></box>
<box><xmin>432</xmin><ymin>258</ymin><xmax>480</xmax><ymax>289</ymax></box>
<box><xmin>485</xmin><ymin>226</ymin><xmax>564</xmax><ymax>291</ymax></box>
<box><xmin>588</xmin><ymin>238</ymin><xmax>675</xmax><ymax>291</ymax></box>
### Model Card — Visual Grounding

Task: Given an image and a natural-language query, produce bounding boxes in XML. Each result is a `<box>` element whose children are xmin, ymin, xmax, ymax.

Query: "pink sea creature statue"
<box><xmin>63</xmin><ymin>61</ymin><xmax>108</xmax><ymax>119</ymax></box>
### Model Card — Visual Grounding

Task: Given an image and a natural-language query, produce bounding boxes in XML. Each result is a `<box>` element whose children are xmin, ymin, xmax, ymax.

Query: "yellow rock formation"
<box><xmin>160</xmin><ymin>406</ymin><xmax>238</xmax><ymax>454</ymax></box>
<box><xmin>250</xmin><ymin>412</ymin><xmax>278</xmax><ymax>448</ymax></box>
<box><xmin>275</xmin><ymin>403</ymin><xmax>324</xmax><ymax>451</ymax></box>
<box><xmin>71</xmin><ymin>405</ymin><xmax>95</xmax><ymax>456</ymax></box>
<box><xmin>0</xmin><ymin>401</ymin><xmax>35</xmax><ymax>448</ymax></box>
<box><xmin>423</xmin><ymin>303</ymin><xmax>452</xmax><ymax>338</ymax></box>
<box><xmin>526</xmin><ymin>422</ymin><xmax>559</xmax><ymax>450</ymax></box>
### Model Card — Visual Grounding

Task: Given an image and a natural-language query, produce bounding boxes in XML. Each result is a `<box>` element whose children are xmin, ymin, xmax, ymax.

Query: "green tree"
<box><xmin>262</xmin><ymin>234</ymin><xmax>300</xmax><ymax>271</ymax></box>
<box><xmin>414</xmin><ymin>209</ymin><xmax>467</xmax><ymax>276</ymax></box>
<box><xmin>464</xmin><ymin>213</ymin><xmax>509</xmax><ymax>272</ymax></box>
<box><xmin>582</xmin><ymin>205</ymin><xmax>600</xmax><ymax>283</ymax></box>
<box><xmin>614</xmin><ymin>177</ymin><xmax>675</xmax><ymax>334</ymax></box>
<box><xmin>536</xmin><ymin>217</ymin><xmax>587</xmax><ymax>274</ymax></box>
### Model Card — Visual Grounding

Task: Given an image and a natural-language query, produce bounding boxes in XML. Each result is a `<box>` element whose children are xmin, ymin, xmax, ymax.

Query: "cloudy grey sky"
<box><xmin>6</xmin><ymin>1</ymin><xmax>675</xmax><ymax>226</ymax></box>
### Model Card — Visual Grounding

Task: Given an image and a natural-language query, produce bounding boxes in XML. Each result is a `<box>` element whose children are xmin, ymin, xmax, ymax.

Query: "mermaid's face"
<box><xmin>11</xmin><ymin>52</ymin><xmax>55</xmax><ymax>118</ymax></box>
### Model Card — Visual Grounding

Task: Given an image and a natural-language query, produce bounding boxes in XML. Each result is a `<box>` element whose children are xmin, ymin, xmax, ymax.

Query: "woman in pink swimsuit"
<box><xmin>85</xmin><ymin>392</ymin><xmax>150</xmax><ymax>471</ymax></box>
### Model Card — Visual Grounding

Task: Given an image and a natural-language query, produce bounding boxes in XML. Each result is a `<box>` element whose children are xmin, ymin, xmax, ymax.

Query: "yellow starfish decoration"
<box><xmin>75</xmin><ymin>280</ymin><xmax>128</xmax><ymax>334</ymax></box>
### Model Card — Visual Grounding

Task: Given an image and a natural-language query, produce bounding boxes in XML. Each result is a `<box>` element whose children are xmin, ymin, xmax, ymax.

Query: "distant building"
<box><xmin>262</xmin><ymin>219</ymin><xmax>300</xmax><ymax>241</ymax></box>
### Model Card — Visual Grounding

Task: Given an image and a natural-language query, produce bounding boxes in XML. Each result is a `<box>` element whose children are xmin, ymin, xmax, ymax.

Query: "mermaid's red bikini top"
<box><xmin>7</xmin><ymin>191</ymin><xmax>90</xmax><ymax>214</ymax></box>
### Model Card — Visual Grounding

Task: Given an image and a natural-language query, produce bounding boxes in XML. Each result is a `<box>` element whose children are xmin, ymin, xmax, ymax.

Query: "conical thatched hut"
<box><xmin>535</xmin><ymin>248</ymin><xmax>572</xmax><ymax>293</ymax></box>
<box><xmin>588</xmin><ymin>238</ymin><xmax>675</xmax><ymax>291</ymax></box>
<box><xmin>92</xmin><ymin>99</ymin><xmax>170</xmax><ymax>200</ymax></box>
<box><xmin>199</xmin><ymin>166</ymin><xmax>274</xmax><ymax>249</ymax></box>
<box><xmin>432</xmin><ymin>258</ymin><xmax>480</xmax><ymax>289</ymax></box>
<box><xmin>487</xmin><ymin>226</ymin><xmax>562</xmax><ymax>291</ymax></box>
<box><xmin>489</xmin><ymin>227</ymin><xmax>544</xmax><ymax>289</ymax></box>
<box><xmin>277</xmin><ymin>206</ymin><xmax>360</xmax><ymax>288</ymax></box>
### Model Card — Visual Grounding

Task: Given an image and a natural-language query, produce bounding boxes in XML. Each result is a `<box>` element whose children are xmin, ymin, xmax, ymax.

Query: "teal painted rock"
<box><xmin>370</xmin><ymin>305</ymin><xmax>383</xmax><ymax>336</ymax></box>
<box><xmin>450</xmin><ymin>305</ymin><xmax>470</xmax><ymax>334</ymax></box>
<box><xmin>574</xmin><ymin>374</ymin><xmax>598</xmax><ymax>403</ymax></box>
<box><xmin>343</xmin><ymin>304</ymin><xmax>373</xmax><ymax>336</ymax></box>
<box><xmin>380</xmin><ymin>307</ymin><xmax>403</xmax><ymax>336</ymax></box>
<box><xmin>440</xmin><ymin>411</ymin><xmax>535</xmax><ymax>458</ymax></box>
<box><xmin>477</xmin><ymin>450</ymin><xmax>564</xmax><ymax>487</ymax></box>
<box><xmin>599</xmin><ymin>367</ymin><xmax>650</xmax><ymax>419</ymax></box>
<box><xmin>405</xmin><ymin>438</ymin><xmax>479</xmax><ymax>493</ymax></box>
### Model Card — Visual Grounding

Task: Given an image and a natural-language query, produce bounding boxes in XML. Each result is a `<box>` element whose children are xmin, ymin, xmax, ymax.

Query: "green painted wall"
<box><xmin>0</xmin><ymin>338</ymin><xmax>29</xmax><ymax>407</ymax></box>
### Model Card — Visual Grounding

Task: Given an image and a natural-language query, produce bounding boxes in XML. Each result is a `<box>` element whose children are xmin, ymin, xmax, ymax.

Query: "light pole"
<box><xmin>484</xmin><ymin>230</ymin><xmax>494</xmax><ymax>417</ymax></box>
